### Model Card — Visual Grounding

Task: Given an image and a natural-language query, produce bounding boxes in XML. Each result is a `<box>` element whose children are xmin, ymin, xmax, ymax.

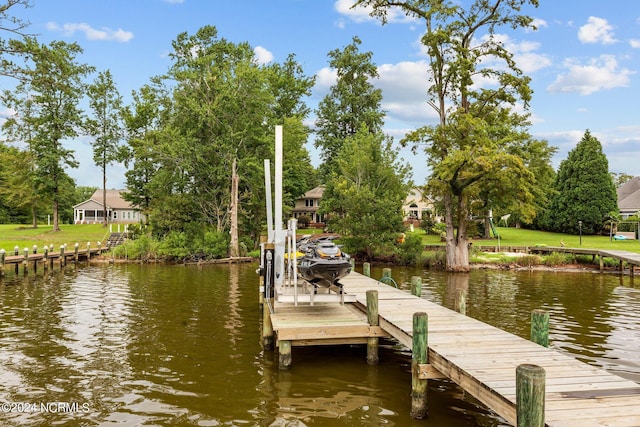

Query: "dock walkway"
<box><xmin>270</xmin><ymin>272</ymin><xmax>640</xmax><ymax>426</ymax></box>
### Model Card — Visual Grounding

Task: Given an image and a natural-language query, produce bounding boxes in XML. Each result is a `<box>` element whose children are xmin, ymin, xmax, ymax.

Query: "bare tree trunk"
<box><xmin>53</xmin><ymin>198</ymin><xmax>60</xmax><ymax>232</ymax></box>
<box><xmin>444</xmin><ymin>192</ymin><xmax>470</xmax><ymax>272</ymax></box>
<box><xmin>103</xmin><ymin>166</ymin><xmax>108</xmax><ymax>227</ymax></box>
<box><xmin>229</xmin><ymin>158</ymin><xmax>239</xmax><ymax>258</ymax></box>
<box><xmin>31</xmin><ymin>204</ymin><xmax>37</xmax><ymax>228</ymax></box>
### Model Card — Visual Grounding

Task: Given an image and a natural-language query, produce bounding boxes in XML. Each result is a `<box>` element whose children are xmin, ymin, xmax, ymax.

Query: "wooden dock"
<box><xmin>268</xmin><ymin>272</ymin><xmax>640</xmax><ymax>426</ymax></box>
<box><xmin>0</xmin><ymin>245</ymin><xmax>109</xmax><ymax>276</ymax></box>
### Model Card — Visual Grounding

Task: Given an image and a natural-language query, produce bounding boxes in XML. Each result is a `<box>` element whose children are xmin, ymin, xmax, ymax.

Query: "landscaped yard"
<box><xmin>0</xmin><ymin>224</ymin><xmax>113</xmax><ymax>253</ymax></box>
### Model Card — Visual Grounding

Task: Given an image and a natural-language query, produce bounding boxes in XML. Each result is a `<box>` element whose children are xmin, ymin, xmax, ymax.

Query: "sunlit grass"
<box><xmin>0</xmin><ymin>224</ymin><xmax>112</xmax><ymax>253</ymax></box>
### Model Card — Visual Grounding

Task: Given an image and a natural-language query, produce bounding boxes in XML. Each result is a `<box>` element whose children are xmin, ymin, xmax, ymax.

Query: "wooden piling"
<box><xmin>22</xmin><ymin>248</ymin><xmax>29</xmax><ymax>274</ymax></box>
<box><xmin>43</xmin><ymin>246</ymin><xmax>49</xmax><ymax>270</ymax></box>
<box><xmin>516</xmin><ymin>364</ymin><xmax>545</xmax><ymax>427</ymax></box>
<box><xmin>363</xmin><ymin>262</ymin><xmax>371</xmax><ymax>277</ymax></box>
<box><xmin>0</xmin><ymin>249</ymin><xmax>5</xmax><ymax>277</ymax></box>
<box><xmin>279</xmin><ymin>340</ymin><xmax>292</xmax><ymax>370</ymax></box>
<box><xmin>60</xmin><ymin>245</ymin><xmax>66</xmax><ymax>267</ymax></box>
<box><xmin>86</xmin><ymin>242</ymin><xmax>91</xmax><ymax>260</ymax></box>
<box><xmin>411</xmin><ymin>276</ymin><xmax>422</xmax><ymax>297</ymax></box>
<box><xmin>411</xmin><ymin>312</ymin><xmax>428</xmax><ymax>419</ymax></box>
<box><xmin>530</xmin><ymin>310</ymin><xmax>549</xmax><ymax>347</ymax></box>
<box><xmin>366</xmin><ymin>290</ymin><xmax>379</xmax><ymax>365</ymax></box>
<box><xmin>74</xmin><ymin>242</ymin><xmax>79</xmax><ymax>262</ymax></box>
<box><xmin>455</xmin><ymin>289</ymin><xmax>467</xmax><ymax>315</ymax></box>
<box><xmin>382</xmin><ymin>267</ymin><xmax>391</xmax><ymax>280</ymax></box>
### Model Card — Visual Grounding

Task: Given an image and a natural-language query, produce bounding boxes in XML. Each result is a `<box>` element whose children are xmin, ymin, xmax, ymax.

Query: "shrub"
<box><xmin>395</xmin><ymin>233</ymin><xmax>424</xmax><ymax>265</ymax></box>
<box><xmin>516</xmin><ymin>255</ymin><xmax>542</xmax><ymax>268</ymax></box>
<box><xmin>543</xmin><ymin>252</ymin><xmax>570</xmax><ymax>266</ymax></box>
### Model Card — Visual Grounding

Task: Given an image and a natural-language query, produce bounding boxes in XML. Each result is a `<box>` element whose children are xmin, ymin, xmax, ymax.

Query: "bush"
<box><xmin>543</xmin><ymin>252</ymin><xmax>570</xmax><ymax>267</ymax></box>
<box><xmin>515</xmin><ymin>255</ymin><xmax>542</xmax><ymax>268</ymax></box>
<box><xmin>395</xmin><ymin>233</ymin><xmax>424</xmax><ymax>265</ymax></box>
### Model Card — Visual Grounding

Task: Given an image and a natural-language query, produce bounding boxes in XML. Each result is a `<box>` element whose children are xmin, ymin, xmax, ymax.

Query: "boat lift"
<box><xmin>260</xmin><ymin>125</ymin><xmax>354</xmax><ymax>306</ymax></box>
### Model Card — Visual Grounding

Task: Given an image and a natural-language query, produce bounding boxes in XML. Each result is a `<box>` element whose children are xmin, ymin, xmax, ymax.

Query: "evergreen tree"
<box><xmin>542</xmin><ymin>130</ymin><xmax>618</xmax><ymax>235</ymax></box>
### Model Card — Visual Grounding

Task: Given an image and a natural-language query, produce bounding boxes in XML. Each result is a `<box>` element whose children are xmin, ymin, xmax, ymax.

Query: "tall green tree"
<box><xmin>85</xmin><ymin>70</ymin><xmax>125</xmax><ymax>226</ymax></box>
<box><xmin>3</xmin><ymin>38</ymin><xmax>93</xmax><ymax>231</ymax></box>
<box><xmin>121</xmin><ymin>78</ymin><xmax>172</xmax><ymax>219</ymax></box>
<box><xmin>358</xmin><ymin>0</ymin><xmax>541</xmax><ymax>272</ymax></box>
<box><xmin>542</xmin><ymin>130</ymin><xmax>618</xmax><ymax>235</ymax></box>
<box><xmin>314</xmin><ymin>36</ymin><xmax>384</xmax><ymax>176</ymax></box>
<box><xmin>320</xmin><ymin>125</ymin><xmax>411</xmax><ymax>259</ymax></box>
<box><xmin>0</xmin><ymin>0</ymin><xmax>32</xmax><ymax>80</ymax></box>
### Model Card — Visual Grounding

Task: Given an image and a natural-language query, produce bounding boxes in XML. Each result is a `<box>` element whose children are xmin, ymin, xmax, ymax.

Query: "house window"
<box><xmin>305</xmin><ymin>199</ymin><xmax>314</xmax><ymax>207</ymax></box>
<box><xmin>113</xmin><ymin>212</ymin><xmax>117</xmax><ymax>219</ymax></box>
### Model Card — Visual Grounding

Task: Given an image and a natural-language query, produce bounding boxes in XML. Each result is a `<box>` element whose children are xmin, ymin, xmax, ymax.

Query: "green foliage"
<box><xmin>542</xmin><ymin>252</ymin><xmax>570</xmax><ymax>267</ymax></box>
<box><xmin>395</xmin><ymin>232</ymin><xmax>424</xmax><ymax>265</ymax></box>
<box><xmin>541</xmin><ymin>130</ymin><xmax>618</xmax><ymax>235</ymax></box>
<box><xmin>314</xmin><ymin>36</ymin><xmax>384</xmax><ymax>177</ymax></box>
<box><xmin>321</xmin><ymin>126</ymin><xmax>411</xmax><ymax>260</ymax></box>
<box><xmin>358</xmin><ymin>0</ymin><xmax>542</xmax><ymax>272</ymax></box>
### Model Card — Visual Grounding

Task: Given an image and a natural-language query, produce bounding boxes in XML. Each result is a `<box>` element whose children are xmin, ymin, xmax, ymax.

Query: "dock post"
<box><xmin>278</xmin><ymin>340</ymin><xmax>291</xmax><ymax>370</ymax></box>
<box><xmin>14</xmin><ymin>246</ymin><xmax>19</xmax><ymax>274</ymax></box>
<box><xmin>599</xmin><ymin>254</ymin><xmax>603</xmax><ymax>271</ymax></box>
<box><xmin>43</xmin><ymin>246</ymin><xmax>49</xmax><ymax>271</ymax></box>
<box><xmin>60</xmin><ymin>245</ymin><xmax>65</xmax><ymax>267</ymax></box>
<box><xmin>382</xmin><ymin>267</ymin><xmax>391</xmax><ymax>281</ymax></box>
<box><xmin>366</xmin><ymin>290</ymin><xmax>379</xmax><ymax>365</ymax></box>
<box><xmin>530</xmin><ymin>310</ymin><xmax>549</xmax><ymax>347</ymax></box>
<box><xmin>74</xmin><ymin>243</ymin><xmax>79</xmax><ymax>263</ymax></box>
<box><xmin>23</xmin><ymin>247</ymin><xmax>29</xmax><ymax>274</ymax></box>
<box><xmin>455</xmin><ymin>289</ymin><xmax>467</xmax><ymax>315</ymax></box>
<box><xmin>411</xmin><ymin>312</ymin><xmax>428</xmax><ymax>419</ymax></box>
<box><xmin>32</xmin><ymin>245</ymin><xmax>37</xmax><ymax>272</ymax></box>
<box><xmin>49</xmin><ymin>245</ymin><xmax>54</xmax><ymax>269</ymax></box>
<box><xmin>0</xmin><ymin>249</ymin><xmax>5</xmax><ymax>277</ymax></box>
<box><xmin>516</xmin><ymin>364</ymin><xmax>545</xmax><ymax>427</ymax></box>
<box><xmin>411</xmin><ymin>276</ymin><xmax>422</xmax><ymax>297</ymax></box>
<box><xmin>86</xmin><ymin>242</ymin><xmax>91</xmax><ymax>260</ymax></box>
<box><xmin>363</xmin><ymin>262</ymin><xmax>371</xmax><ymax>277</ymax></box>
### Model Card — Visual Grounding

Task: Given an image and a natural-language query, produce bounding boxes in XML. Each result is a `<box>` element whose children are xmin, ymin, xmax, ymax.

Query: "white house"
<box><xmin>73</xmin><ymin>189</ymin><xmax>144</xmax><ymax>224</ymax></box>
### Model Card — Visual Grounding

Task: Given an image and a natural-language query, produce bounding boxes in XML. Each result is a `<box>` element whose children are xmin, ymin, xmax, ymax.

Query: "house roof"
<box><xmin>301</xmin><ymin>186</ymin><xmax>325</xmax><ymax>199</ymax></box>
<box><xmin>617</xmin><ymin>177</ymin><xmax>640</xmax><ymax>212</ymax></box>
<box><xmin>73</xmin><ymin>189</ymin><xmax>135</xmax><ymax>210</ymax></box>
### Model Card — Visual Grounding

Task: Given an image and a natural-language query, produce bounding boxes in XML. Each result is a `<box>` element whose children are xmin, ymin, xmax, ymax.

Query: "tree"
<box><xmin>357</xmin><ymin>0</ymin><xmax>541</xmax><ymax>272</ymax></box>
<box><xmin>611</xmin><ymin>172</ymin><xmax>633</xmax><ymax>189</ymax></box>
<box><xmin>314</xmin><ymin>36</ymin><xmax>384</xmax><ymax>176</ymax></box>
<box><xmin>0</xmin><ymin>0</ymin><xmax>32</xmax><ymax>80</ymax></box>
<box><xmin>542</xmin><ymin>130</ymin><xmax>618</xmax><ymax>235</ymax></box>
<box><xmin>320</xmin><ymin>125</ymin><xmax>411</xmax><ymax>260</ymax></box>
<box><xmin>3</xmin><ymin>38</ymin><xmax>93</xmax><ymax>231</ymax></box>
<box><xmin>85</xmin><ymin>70</ymin><xmax>125</xmax><ymax>226</ymax></box>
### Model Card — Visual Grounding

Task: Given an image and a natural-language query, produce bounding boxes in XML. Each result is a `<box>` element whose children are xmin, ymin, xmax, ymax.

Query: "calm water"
<box><xmin>0</xmin><ymin>263</ymin><xmax>639</xmax><ymax>426</ymax></box>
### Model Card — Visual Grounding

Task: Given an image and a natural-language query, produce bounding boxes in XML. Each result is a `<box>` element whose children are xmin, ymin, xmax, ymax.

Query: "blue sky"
<box><xmin>4</xmin><ymin>0</ymin><xmax>640</xmax><ymax>189</ymax></box>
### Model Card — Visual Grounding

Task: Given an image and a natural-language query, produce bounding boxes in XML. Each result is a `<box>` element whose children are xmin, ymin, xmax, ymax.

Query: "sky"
<box><xmin>3</xmin><ymin>0</ymin><xmax>640</xmax><ymax>190</ymax></box>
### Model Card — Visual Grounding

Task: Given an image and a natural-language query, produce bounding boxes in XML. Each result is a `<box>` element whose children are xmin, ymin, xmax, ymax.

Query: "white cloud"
<box><xmin>547</xmin><ymin>55</ymin><xmax>633</xmax><ymax>95</ymax></box>
<box><xmin>630</xmin><ymin>39</ymin><xmax>640</xmax><ymax>48</ymax></box>
<box><xmin>578</xmin><ymin>16</ymin><xmax>617</xmax><ymax>45</ymax></box>
<box><xmin>46</xmin><ymin>22</ymin><xmax>133</xmax><ymax>42</ymax></box>
<box><xmin>253</xmin><ymin>46</ymin><xmax>273</xmax><ymax>65</ymax></box>
<box><xmin>527</xmin><ymin>18</ymin><xmax>548</xmax><ymax>32</ymax></box>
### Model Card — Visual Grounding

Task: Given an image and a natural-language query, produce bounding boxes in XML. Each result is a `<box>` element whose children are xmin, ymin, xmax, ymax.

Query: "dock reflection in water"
<box><xmin>0</xmin><ymin>263</ymin><xmax>638</xmax><ymax>426</ymax></box>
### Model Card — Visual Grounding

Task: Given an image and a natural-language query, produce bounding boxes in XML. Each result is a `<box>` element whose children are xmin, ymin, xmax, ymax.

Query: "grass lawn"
<box><xmin>412</xmin><ymin>226</ymin><xmax>640</xmax><ymax>254</ymax></box>
<box><xmin>0</xmin><ymin>224</ymin><xmax>113</xmax><ymax>253</ymax></box>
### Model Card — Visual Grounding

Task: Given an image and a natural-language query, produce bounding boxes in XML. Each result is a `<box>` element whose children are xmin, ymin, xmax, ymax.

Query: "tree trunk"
<box><xmin>53</xmin><ymin>198</ymin><xmax>60</xmax><ymax>232</ymax></box>
<box><xmin>229</xmin><ymin>158</ymin><xmax>239</xmax><ymax>258</ymax></box>
<box><xmin>443</xmin><ymin>192</ymin><xmax>470</xmax><ymax>272</ymax></box>
<box><xmin>103</xmin><ymin>166</ymin><xmax>108</xmax><ymax>227</ymax></box>
<box><xmin>31</xmin><ymin>204</ymin><xmax>37</xmax><ymax>228</ymax></box>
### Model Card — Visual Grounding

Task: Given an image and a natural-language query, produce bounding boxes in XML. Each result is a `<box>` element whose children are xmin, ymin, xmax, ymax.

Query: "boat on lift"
<box><xmin>297</xmin><ymin>240</ymin><xmax>352</xmax><ymax>288</ymax></box>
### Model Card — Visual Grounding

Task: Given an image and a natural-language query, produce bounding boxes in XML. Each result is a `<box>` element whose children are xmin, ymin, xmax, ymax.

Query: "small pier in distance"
<box><xmin>266</xmin><ymin>271</ymin><xmax>640</xmax><ymax>426</ymax></box>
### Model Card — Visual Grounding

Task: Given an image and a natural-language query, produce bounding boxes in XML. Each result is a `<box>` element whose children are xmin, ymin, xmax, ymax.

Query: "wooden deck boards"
<box><xmin>269</xmin><ymin>272</ymin><xmax>640</xmax><ymax>426</ymax></box>
<box><xmin>339</xmin><ymin>272</ymin><xmax>640</xmax><ymax>427</ymax></box>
